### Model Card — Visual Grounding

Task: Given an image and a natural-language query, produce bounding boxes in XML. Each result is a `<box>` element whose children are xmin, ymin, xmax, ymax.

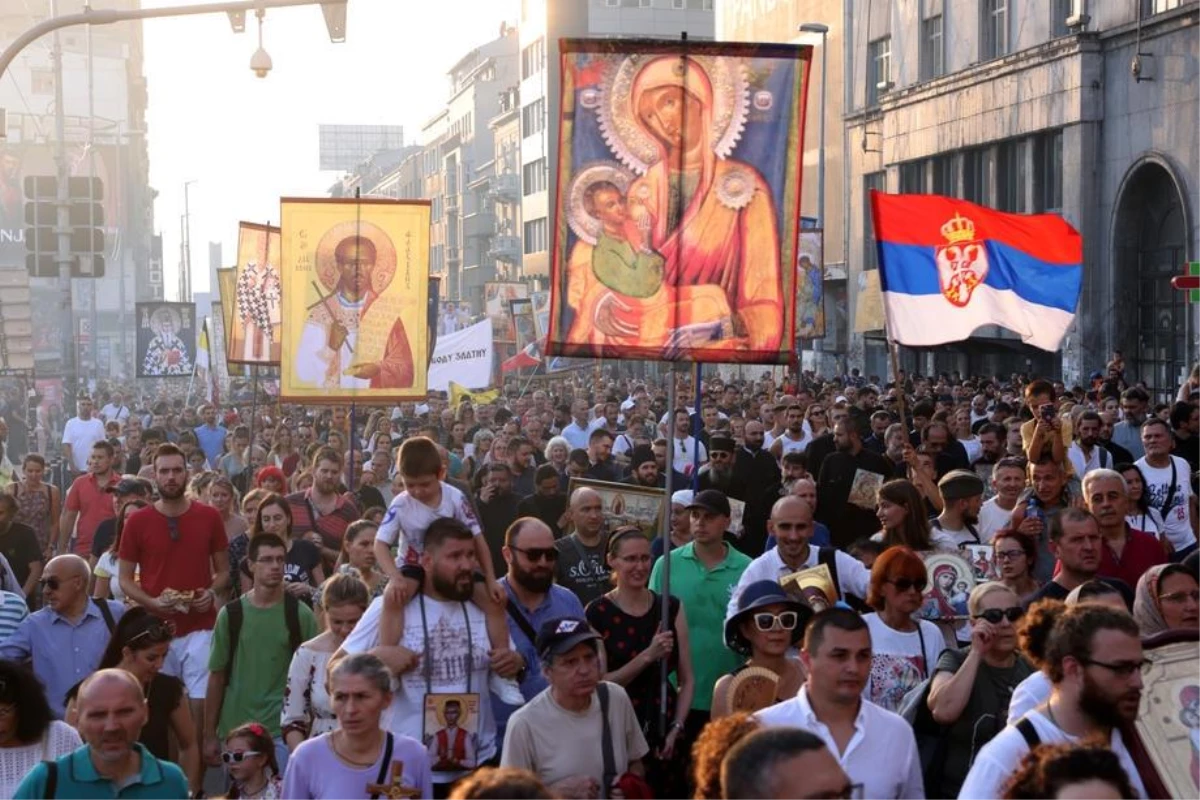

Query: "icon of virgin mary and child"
<box><xmin>562</xmin><ymin>54</ymin><xmax>786</xmax><ymax>359</ymax></box>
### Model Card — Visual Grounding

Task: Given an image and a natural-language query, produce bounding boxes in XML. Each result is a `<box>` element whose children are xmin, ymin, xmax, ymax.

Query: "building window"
<box><xmin>867</xmin><ymin>37</ymin><xmax>891</xmax><ymax>107</ymax></box>
<box><xmin>30</xmin><ymin>68</ymin><xmax>54</xmax><ymax>94</ymax></box>
<box><xmin>863</xmin><ymin>172</ymin><xmax>886</xmax><ymax>270</ymax></box>
<box><xmin>931</xmin><ymin>154</ymin><xmax>956</xmax><ymax>196</ymax></box>
<box><xmin>521</xmin><ymin>99</ymin><xmax>546</xmax><ymax>137</ymax></box>
<box><xmin>963</xmin><ymin>148</ymin><xmax>992</xmax><ymax>205</ymax></box>
<box><xmin>672</xmin><ymin>0</ymin><xmax>686</xmax><ymax>7</ymax></box>
<box><xmin>1142</xmin><ymin>0</ymin><xmax>1182</xmax><ymax>14</ymax></box>
<box><xmin>639</xmin><ymin>0</ymin><xmax>652</xmax><ymax>7</ymax></box>
<box><xmin>521</xmin><ymin>37</ymin><xmax>545</xmax><ymax>80</ymax></box>
<box><xmin>1051</xmin><ymin>0</ymin><xmax>1074</xmax><ymax>37</ymax></box>
<box><xmin>1035</xmin><ymin>130</ymin><xmax>1063</xmax><ymax>213</ymax></box>
<box><xmin>522</xmin><ymin>158</ymin><xmax>547</xmax><ymax>196</ymax></box>
<box><xmin>523</xmin><ymin>217</ymin><xmax>548</xmax><ymax>254</ymax></box>
<box><xmin>605</xmin><ymin>0</ymin><xmax>619</xmax><ymax>6</ymax></box>
<box><xmin>920</xmin><ymin>15</ymin><xmax>943</xmax><ymax>80</ymax></box>
<box><xmin>981</xmin><ymin>0</ymin><xmax>1009</xmax><ymax>61</ymax></box>
<box><xmin>996</xmin><ymin>139</ymin><xmax>1028</xmax><ymax>213</ymax></box>
<box><xmin>899</xmin><ymin>161</ymin><xmax>925</xmax><ymax>194</ymax></box>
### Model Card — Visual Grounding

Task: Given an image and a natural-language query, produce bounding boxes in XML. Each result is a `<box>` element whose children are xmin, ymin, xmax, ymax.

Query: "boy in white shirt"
<box><xmin>373</xmin><ymin>436</ymin><xmax>522</xmax><ymax>703</ymax></box>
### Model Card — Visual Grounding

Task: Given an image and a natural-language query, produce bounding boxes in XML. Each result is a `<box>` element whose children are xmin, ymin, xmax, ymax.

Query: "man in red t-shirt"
<box><xmin>119</xmin><ymin>442</ymin><xmax>229</xmax><ymax>758</ymax></box>
<box><xmin>59</xmin><ymin>440</ymin><xmax>120</xmax><ymax>557</ymax></box>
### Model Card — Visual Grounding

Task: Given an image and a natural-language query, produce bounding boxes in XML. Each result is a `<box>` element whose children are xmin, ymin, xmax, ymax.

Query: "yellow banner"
<box><xmin>231</xmin><ymin>222</ymin><xmax>283</xmax><ymax>365</ymax></box>
<box><xmin>450</xmin><ymin>381</ymin><xmax>499</xmax><ymax>408</ymax></box>
<box><xmin>280</xmin><ymin>198</ymin><xmax>431</xmax><ymax>403</ymax></box>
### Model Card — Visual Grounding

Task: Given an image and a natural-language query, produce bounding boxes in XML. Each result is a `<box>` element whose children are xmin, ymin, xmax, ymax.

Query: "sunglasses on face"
<box><xmin>752</xmin><ymin>611</ymin><xmax>799</xmax><ymax>632</ymax></box>
<box><xmin>221</xmin><ymin>750</ymin><xmax>262</xmax><ymax>764</ymax></box>
<box><xmin>128</xmin><ymin>620</ymin><xmax>176</xmax><ymax>646</ymax></box>
<box><xmin>887</xmin><ymin>577</ymin><xmax>927</xmax><ymax>593</ymax></box>
<box><xmin>38</xmin><ymin>575</ymin><xmax>74</xmax><ymax>591</ymax></box>
<box><xmin>510</xmin><ymin>545</ymin><xmax>558</xmax><ymax>563</ymax></box>
<box><xmin>973</xmin><ymin>606</ymin><xmax>1024</xmax><ymax>625</ymax></box>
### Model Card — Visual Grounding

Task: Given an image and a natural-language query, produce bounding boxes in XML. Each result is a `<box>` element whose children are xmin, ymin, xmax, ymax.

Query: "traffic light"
<box><xmin>24</xmin><ymin>176</ymin><xmax>58</xmax><ymax>278</ymax></box>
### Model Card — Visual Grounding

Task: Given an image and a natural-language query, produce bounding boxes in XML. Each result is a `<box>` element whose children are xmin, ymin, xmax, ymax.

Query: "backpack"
<box><xmin>224</xmin><ymin>593</ymin><xmax>302</xmax><ymax>683</ymax></box>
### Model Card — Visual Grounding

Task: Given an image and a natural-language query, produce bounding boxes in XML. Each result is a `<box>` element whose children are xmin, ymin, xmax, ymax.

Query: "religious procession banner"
<box><xmin>796</xmin><ymin>229</ymin><xmax>825</xmax><ymax>340</ymax></box>
<box><xmin>428</xmin><ymin>318</ymin><xmax>493</xmax><ymax>392</ymax></box>
<box><xmin>135</xmin><ymin>302</ymin><xmax>196</xmax><ymax>378</ymax></box>
<box><xmin>279</xmin><ymin>197</ymin><xmax>431</xmax><ymax>403</ymax></box>
<box><xmin>547</xmin><ymin>39</ymin><xmax>810</xmax><ymax>364</ymax></box>
<box><xmin>231</xmin><ymin>222</ymin><xmax>282</xmax><ymax>365</ymax></box>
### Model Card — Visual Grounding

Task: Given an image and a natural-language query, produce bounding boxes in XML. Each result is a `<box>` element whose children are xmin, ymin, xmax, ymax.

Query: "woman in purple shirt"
<box><xmin>283</xmin><ymin>652</ymin><xmax>432</xmax><ymax>799</ymax></box>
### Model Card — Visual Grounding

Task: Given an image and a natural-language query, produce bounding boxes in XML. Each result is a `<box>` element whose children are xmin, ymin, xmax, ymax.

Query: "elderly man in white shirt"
<box><xmin>727</xmin><ymin>495</ymin><xmax>870</xmax><ymax>620</ymax></box>
<box><xmin>755</xmin><ymin>608</ymin><xmax>925</xmax><ymax>799</ymax></box>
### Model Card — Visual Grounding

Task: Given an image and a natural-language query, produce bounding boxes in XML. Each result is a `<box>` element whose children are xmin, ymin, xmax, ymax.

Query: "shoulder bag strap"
<box><xmin>504</xmin><ymin>597</ymin><xmax>539</xmax><ymax>645</ymax></box>
<box><xmin>915</xmin><ymin>622</ymin><xmax>929</xmax><ymax>680</ymax></box>
<box><xmin>1015</xmin><ymin>716</ymin><xmax>1041</xmax><ymax>749</ymax></box>
<box><xmin>817</xmin><ymin>547</ymin><xmax>842</xmax><ymax>598</ymax></box>
<box><xmin>1162</xmin><ymin>458</ymin><xmax>1178</xmax><ymax>516</ymax></box>
<box><xmin>368</xmin><ymin>732</ymin><xmax>395</xmax><ymax>800</ymax></box>
<box><xmin>92</xmin><ymin>598</ymin><xmax>115</xmax><ymax>634</ymax></box>
<box><xmin>597</xmin><ymin>682</ymin><xmax>616</xmax><ymax>799</ymax></box>
<box><xmin>42</xmin><ymin>760</ymin><xmax>57</xmax><ymax>799</ymax></box>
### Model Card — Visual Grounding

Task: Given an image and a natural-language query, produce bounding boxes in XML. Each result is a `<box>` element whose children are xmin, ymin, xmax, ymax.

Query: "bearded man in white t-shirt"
<box><xmin>958</xmin><ymin>604</ymin><xmax>1148</xmax><ymax>799</ymax></box>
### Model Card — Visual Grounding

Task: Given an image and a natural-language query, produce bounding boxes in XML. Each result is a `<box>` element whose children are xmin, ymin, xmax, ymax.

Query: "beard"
<box><xmin>1079</xmin><ymin>671</ymin><xmax>1140</xmax><ymax>728</ymax></box>
<box><xmin>511</xmin><ymin>559</ymin><xmax>554</xmax><ymax>594</ymax></box>
<box><xmin>158</xmin><ymin>481</ymin><xmax>185</xmax><ymax>500</ymax></box>
<box><xmin>432</xmin><ymin>568</ymin><xmax>475</xmax><ymax>602</ymax></box>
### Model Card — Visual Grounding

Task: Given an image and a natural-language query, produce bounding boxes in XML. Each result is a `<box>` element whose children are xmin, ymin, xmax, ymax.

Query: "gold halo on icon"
<box><xmin>314</xmin><ymin>219</ymin><xmax>397</xmax><ymax>295</ymax></box>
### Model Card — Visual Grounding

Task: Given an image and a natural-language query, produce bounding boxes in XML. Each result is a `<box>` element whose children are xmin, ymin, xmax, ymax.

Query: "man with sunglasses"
<box><xmin>0</xmin><ymin>554</ymin><xmax>124</xmax><ymax>718</ymax></box>
<box><xmin>959</xmin><ymin>604</ymin><xmax>1148</xmax><ymax>799</ymax></box>
<box><xmin>494</xmin><ymin>517</ymin><xmax>584</xmax><ymax>734</ymax></box>
<box><xmin>697</xmin><ymin>437</ymin><xmax>748</xmax><ymax>501</ymax></box>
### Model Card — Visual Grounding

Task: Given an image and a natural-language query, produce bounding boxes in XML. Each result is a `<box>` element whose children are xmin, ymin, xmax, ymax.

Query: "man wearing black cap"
<box><xmin>501</xmin><ymin>617</ymin><xmax>648</xmax><ymax>798</ymax></box>
<box><xmin>88</xmin><ymin>477</ymin><xmax>152</xmax><ymax>567</ymax></box>
<box><xmin>932</xmin><ymin>469</ymin><xmax>986</xmax><ymax>549</ymax></box>
<box><xmin>622</xmin><ymin>445</ymin><xmax>664</xmax><ymax>489</ymax></box>
<box><xmin>650</xmin><ymin>489</ymin><xmax>750</xmax><ymax>743</ymax></box>
<box><xmin>697</xmin><ymin>436</ymin><xmax>747</xmax><ymax>500</ymax></box>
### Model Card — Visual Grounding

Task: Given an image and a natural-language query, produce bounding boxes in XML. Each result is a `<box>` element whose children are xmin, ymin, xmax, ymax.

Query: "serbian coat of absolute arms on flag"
<box><xmin>935</xmin><ymin>213</ymin><xmax>988</xmax><ymax>308</ymax></box>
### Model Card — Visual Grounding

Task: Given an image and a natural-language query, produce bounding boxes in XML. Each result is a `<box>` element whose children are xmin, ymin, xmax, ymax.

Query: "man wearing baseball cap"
<box><xmin>650</xmin><ymin>488</ymin><xmax>750</xmax><ymax>742</ymax></box>
<box><xmin>501</xmin><ymin>617</ymin><xmax>648</xmax><ymax>798</ymax></box>
<box><xmin>933</xmin><ymin>469</ymin><xmax>986</xmax><ymax>549</ymax></box>
<box><xmin>89</xmin><ymin>477</ymin><xmax>153</xmax><ymax>563</ymax></box>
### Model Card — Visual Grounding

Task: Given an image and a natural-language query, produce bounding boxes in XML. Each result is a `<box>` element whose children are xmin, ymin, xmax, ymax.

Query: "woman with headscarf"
<box><xmin>1133</xmin><ymin>563</ymin><xmax>1200</xmax><ymax>636</ymax></box>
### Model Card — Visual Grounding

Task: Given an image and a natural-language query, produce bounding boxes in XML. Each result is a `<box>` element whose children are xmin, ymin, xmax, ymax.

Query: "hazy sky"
<box><xmin>144</xmin><ymin>0</ymin><xmax>518</xmax><ymax>298</ymax></box>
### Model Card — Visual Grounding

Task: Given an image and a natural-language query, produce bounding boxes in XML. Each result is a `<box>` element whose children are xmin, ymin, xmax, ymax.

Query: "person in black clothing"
<box><xmin>584</xmin><ymin>428</ymin><xmax>622</xmax><ymax>482</ymax></box>
<box><xmin>1170</xmin><ymin>401</ymin><xmax>1198</xmax><ymax>472</ymax></box>
<box><xmin>861</xmin><ymin>410</ymin><xmax>893</xmax><ymax>454</ymax></box>
<box><xmin>1098</xmin><ymin>410</ymin><xmax>1135</xmax><ymax>465</ymax></box>
<box><xmin>517</xmin><ymin>464</ymin><xmax>569</xmax><ymax>539</ymax></box>
<box><xmin>922</xmin><ymin>419</ymin><xmax>970</xmax><ymax>478</ymax></box>
<box><xmin>0</xmin><ymin>494</ymin><xmax>42</xmax><ymax>597</ymax></box>
<box><xmin>354</xmin><ymin>466</ymin><xmax>387</xmax><ymax>515</ymax></box>
<box><xmin>816</xmin><ymin>419</ymin><xmax>892</xmax><ymax>550</ymax></box>
<box><xmin>622</xmin><ymin>445</ymin><xmax>664</xmax><ymax>489</ymax></box>
<box><xmin>696</xmin><ymin>436</ymin><xmax>747</xmax><ymax>501</ymax></box>
<box><xmin>478</xmin><ymin>462</ymin><xmax>521</xmax><ymax>574</ymax></box>
<box><xmin>89</xmin><ymin>477</ymin><xmax>153</xmax><ymax>561</ymax></box>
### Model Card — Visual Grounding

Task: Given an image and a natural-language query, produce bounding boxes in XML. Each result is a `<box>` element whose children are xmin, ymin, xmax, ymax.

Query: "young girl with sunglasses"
<box><xmin>63</xmin><ymin>607</ymin><xmax>201</xmax><ymax>795</ymax></box>
<box><xmin>861</xmin><ymin>546</ymin><xmax>946</xmax><ymax>713</ymax></box>
<box><xmin>224</xmin><ymin>721</ymin><xmax>282</xmax><ymax>799</ymax></box>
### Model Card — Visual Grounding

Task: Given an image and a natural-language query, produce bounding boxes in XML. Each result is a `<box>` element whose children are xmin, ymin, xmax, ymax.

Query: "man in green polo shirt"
<box><xmin>649</xmin><ymin>488</ymin><xmax>750</xmax><ymax>742</ymax></box>
<box><xmin>15</xmin><ymin>669</ymin><xmax>188</xmax><ymax>799</ymax></box>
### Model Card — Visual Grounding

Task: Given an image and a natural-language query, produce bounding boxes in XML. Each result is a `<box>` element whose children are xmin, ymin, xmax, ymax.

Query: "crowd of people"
<box><xmin>0</xmin><ymin>357</ymin><xmax>1196</xmax><ymax>799</ymax></box>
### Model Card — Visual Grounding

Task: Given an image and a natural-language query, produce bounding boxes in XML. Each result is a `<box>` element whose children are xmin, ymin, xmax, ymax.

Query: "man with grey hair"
<box><xmin>501</xmin><ymin>617</ymin><xmax>647</xmax><ymax>799</ymax></box>
<box><xmin>13</xmin><ymin>668</ymin><xmax>188</xmax><ymax>798</ymax></box>
<box><xmin>1083</xmin><ymin>468</ymin><xmax>1167</xmax><ymax>589</ymax></box>
<box><xmin>721</xmin><ymin>727</ymin><xmax>852</xmax><ymax>800</ymax></box>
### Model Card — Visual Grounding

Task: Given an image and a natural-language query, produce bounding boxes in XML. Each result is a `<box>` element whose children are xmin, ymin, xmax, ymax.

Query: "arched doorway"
<box><xmin>1112</xmin><ymin>158</ymin><xmax>1190</xmax><ymax>397</ymax></box>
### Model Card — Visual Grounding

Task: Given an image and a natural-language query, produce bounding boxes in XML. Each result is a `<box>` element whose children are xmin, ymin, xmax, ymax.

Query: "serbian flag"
<box><xmin>870</xmin><ymin>191</ymin><xmax>1082</xmax><ymax>351</ymax></box>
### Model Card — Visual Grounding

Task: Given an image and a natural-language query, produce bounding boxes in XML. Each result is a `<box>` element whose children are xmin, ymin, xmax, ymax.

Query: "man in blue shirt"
<box><xmin>493</xmin><ymin>517</ymin><xmax>584</xmax><ymax>732</ymax></box>
<box><xmin>0</xmin><ymin>554</ymin><xmax>123</xmax><ymax>717</ymax></box>
<box><xmin>15</xmin><ymin>669</ymin><xmax>188</xmax><ymax>798</ymax></box>
<box><xmin>192</xmin><ymin>403</ymin><xmax>226</xmax><ymax>469</ymax></box>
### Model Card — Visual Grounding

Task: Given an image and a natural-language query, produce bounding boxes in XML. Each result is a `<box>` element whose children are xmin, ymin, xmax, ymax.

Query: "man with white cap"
<box><xmin>653</xmin><ymin>489</ymin><xmax>695</xmax><ymax>560</ymax></box>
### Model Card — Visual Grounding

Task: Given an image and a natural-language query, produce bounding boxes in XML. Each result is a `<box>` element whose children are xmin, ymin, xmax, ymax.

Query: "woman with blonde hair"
<box><xmin>209</xmin><ymin>474</ymin><xmax>247</xmax><ymax>543</ymax></box>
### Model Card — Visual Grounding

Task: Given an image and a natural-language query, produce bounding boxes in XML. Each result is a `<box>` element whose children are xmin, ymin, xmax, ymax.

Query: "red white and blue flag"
<box><xmin>869</xmin><ymin>191</ymin><xmax>1082</xmax><ymax>352</ymax></box>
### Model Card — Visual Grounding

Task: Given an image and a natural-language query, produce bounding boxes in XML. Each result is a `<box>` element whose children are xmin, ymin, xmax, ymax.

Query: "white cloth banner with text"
<box><xmin>427</xmin><ymin>319</ymin><xmax>493</xmax><ymax>392</ymax></box>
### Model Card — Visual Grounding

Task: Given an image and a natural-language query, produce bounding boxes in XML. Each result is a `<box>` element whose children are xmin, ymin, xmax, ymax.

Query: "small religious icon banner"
<box><xmin>231</xmin><ymin>222</ymin><xmax>283</xmax><ymax>365</ymax></box>
<box><xmin>423</xmin><ymin>693</ymin><xmax>480</xmax><ymax>773</ymax></box>
<box><xmin>546</xmin><ymin>38</ymin><xmax>811</xmax><ymax>364</ymax></box>
<box><xmin>135</xmin><ymin>302</ymin><xmax>196</xmax><ymax>378</ymax></box>
<box><xmin>279</xmin><ymin>197</ymin><xmax>431</xmax><ymax>403</ymax></box>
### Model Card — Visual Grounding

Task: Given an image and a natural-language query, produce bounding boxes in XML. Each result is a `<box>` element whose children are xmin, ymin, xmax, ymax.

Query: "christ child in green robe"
<box><xmin>583</xmin><ymin>180</ymin><xmax>665</xmax><ymax>298</ymax></box>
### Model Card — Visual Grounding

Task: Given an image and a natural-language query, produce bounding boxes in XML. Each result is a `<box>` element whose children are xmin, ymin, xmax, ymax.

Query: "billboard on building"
<box><xmin>546</xmin><ymin>39</ymin><xmax>810</xmax><ymax>364</ymax></box>
<box><xmin>279</xmin><ymin>197</ymin><xmax>431</xmax><ymax>403</ymax></box>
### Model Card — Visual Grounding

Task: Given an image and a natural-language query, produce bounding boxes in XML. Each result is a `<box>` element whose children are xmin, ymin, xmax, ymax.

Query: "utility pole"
<box><xmin>51</xmin><ymin>0</ymin><xmax>79</xmax><ymax>410</ymax></box>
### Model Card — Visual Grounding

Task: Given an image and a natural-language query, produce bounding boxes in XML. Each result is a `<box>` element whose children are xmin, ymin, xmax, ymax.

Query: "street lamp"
<box><xmin>798</xmin><ymin>22</ymin><xmax>829</xmax><ymax>230</ymax></box>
